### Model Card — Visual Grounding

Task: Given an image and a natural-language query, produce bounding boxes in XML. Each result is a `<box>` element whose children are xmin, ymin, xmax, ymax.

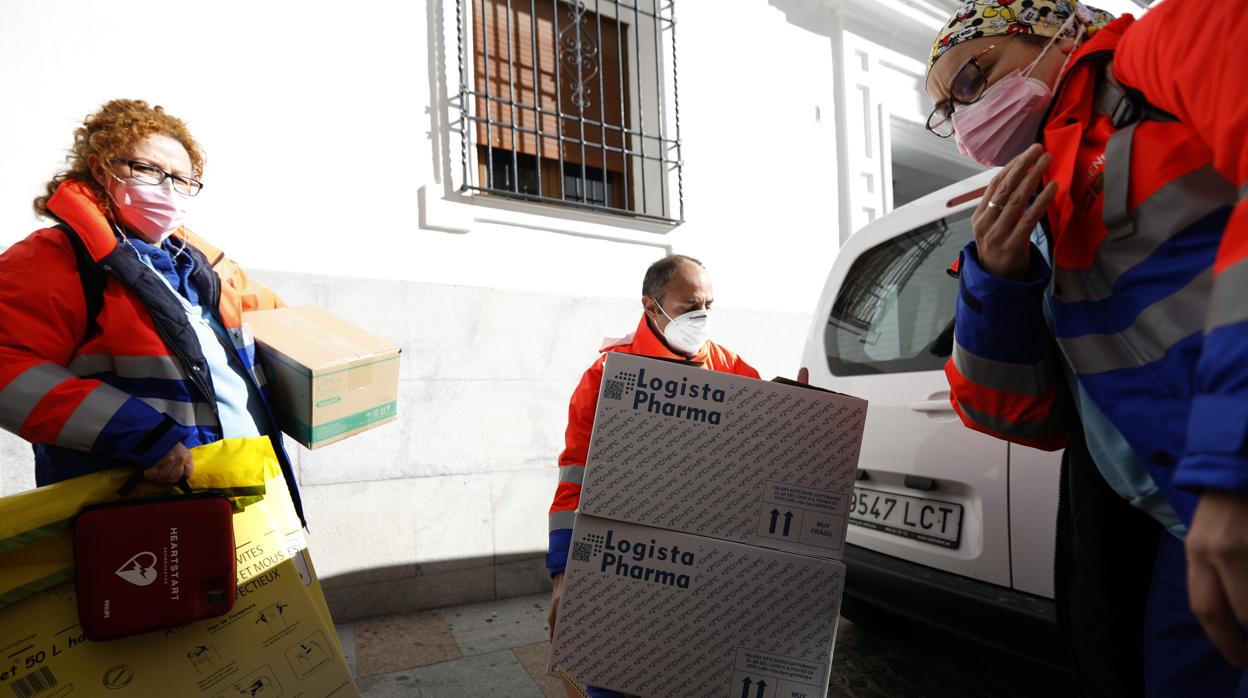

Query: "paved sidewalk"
<box><xmin>336</xmin><ymin>594</ymin><xmax>566</xmax><ymax>697</ymax></box>
<box><xmin>336</xmin><ymin>593</ymin><xmax>1072</xmax><ymax>697</ymax></box>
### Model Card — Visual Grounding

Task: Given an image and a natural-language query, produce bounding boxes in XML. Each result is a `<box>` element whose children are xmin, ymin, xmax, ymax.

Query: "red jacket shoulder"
<box><xmin>1</xmin><ymin>227</ymin><xmax>79</xmax><ymax>279</ymax></box>
<box><xmin>706</xmin><ymin>341</ymin><xmax>760</xmax><ymax>379</ymax></box>
<box><xmin>569</xmin><ymin>353</ymin><xmax>608</xmax><ymax>404</ymax></box>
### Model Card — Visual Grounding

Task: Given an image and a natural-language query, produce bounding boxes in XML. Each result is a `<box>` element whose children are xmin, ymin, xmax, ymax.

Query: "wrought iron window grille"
<box><xmin>456</xmin><ymin>0</ymin><xmax>683</xmax><ymax>223</ymax></box>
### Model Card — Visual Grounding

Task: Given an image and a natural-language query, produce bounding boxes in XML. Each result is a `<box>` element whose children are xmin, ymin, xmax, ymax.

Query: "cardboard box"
<box><xmin>580</xmin><ymin>353</ymin><xmax>867</xmax><ymax>559</ymax></box>
<box><xmin>244</xmin><ymin>306</ymin><xmax>401</xmax><ymax>449</ymax></box>
<box><xmin>551</xmin><ymin>516</ymin><xmax>844</xmax><ymax>698</ymax></box>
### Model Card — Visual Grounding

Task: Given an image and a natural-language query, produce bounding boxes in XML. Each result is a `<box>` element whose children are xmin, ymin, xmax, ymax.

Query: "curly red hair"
<box><xmin>34</xmin><ymin>99</ymin><xmax>204</xmax><ymax>219</ymax></box>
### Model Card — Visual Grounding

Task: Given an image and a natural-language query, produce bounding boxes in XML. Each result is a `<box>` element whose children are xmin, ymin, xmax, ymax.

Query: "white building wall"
<box><xmin>0</xmin><ymin>0</ymin><xmax>844</xmax><ymax>313</ymax></box>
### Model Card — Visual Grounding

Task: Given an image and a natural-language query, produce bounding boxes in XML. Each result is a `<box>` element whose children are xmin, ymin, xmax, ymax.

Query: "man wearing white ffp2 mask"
<box><xmin>545</xmin><ymin>254</ymin><xmax>761</xmax><ymax>698</ymax></box>
<box><xmin>645</xmin><ymin>260</ymin><xmax>713</xmax><ymax>358</ymax></box>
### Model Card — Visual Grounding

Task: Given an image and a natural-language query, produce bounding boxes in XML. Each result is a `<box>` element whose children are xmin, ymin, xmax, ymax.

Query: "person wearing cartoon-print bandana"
<box><xmin>924</xmin><ymin>0</ymin><xmax>1248</xmax><ymax>695</ymax></box>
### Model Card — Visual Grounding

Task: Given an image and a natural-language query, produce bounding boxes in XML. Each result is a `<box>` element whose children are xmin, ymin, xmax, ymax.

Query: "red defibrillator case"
<box><xmin>74</xmin><ymin>478</ymin><xmax>237</xmax><ymax>641</ymax></box>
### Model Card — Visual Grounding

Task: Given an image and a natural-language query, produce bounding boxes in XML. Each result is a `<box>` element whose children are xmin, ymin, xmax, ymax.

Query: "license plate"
<box><xmin>847</xmin><ymin>487</ymin><xmax>963</xmax><ymax>549</ymax></box>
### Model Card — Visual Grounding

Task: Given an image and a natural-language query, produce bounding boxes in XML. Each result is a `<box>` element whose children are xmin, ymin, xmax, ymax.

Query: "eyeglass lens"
<box><xmin>123</xmin><ymin>160</ymin><xmax>202</xmax><ymax>196</ymax></box>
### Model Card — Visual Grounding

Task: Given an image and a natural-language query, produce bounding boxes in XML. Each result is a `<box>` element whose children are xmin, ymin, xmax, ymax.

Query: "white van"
<box><xmin>801</xmin><ymin>171</ymin><xmax>1067</xmax><ymax>665</ymax></box>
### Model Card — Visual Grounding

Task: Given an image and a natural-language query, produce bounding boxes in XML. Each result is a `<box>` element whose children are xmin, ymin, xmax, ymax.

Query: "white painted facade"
<box><xmin>0</xmin><ymin>0</ymin><xmax>1143</xmax><ymax>620</ymax></box>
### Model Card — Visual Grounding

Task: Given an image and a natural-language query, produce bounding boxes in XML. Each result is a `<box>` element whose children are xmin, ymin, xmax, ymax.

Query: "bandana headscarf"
<box><xmin>929</xmin><ymin>0</ymin><xmax>1115</xmax><ymax>71</ymax></box>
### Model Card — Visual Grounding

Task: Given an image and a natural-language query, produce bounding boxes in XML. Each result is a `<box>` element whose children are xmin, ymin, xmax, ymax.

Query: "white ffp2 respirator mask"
<box><xmin>657</xmin><ymin>305</ymin><xmax>711</xmax><ymax>356</ymax></box>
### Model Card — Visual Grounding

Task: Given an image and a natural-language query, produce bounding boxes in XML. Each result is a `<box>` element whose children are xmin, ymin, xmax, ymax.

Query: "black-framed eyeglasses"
<box><xmin>110</xmin><ymin>158</ymin><xmax>204</xmax><ymax>197</ymax></box>
<box><xmin>926</xmin><ymin>37</ymin><xmax>1014</xmax><ymax>138</ymax></box>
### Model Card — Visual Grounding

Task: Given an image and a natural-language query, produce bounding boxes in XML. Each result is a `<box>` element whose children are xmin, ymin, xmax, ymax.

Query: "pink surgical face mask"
<box><xmin>952</xmin><ymin>17</ymin><xmax>1082</xmax><ymax>167</ymax></box>
<box><xmin>106</xmin><ymin>172</ymin><xmax>189</xmax><ymax>244</ymax></box>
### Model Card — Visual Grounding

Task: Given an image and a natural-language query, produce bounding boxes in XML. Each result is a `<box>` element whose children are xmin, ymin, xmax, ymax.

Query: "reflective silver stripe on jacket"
<box><xmin>955</xmin><ymin>399</ymin><xmax>1065</xmax><ymax>443</ymax></box>
<box><xmin>249</xmin><ymin>362</ymin><xmax>267</xmax><ymax>389</ymax></box>
<box><xmin>558</xmin><ymin>465</ymin><xmax>585</xmax><ymax>486</ymax></box>
<box><xmin>1057</xmin><ymin>269</ymin><xmax>1212</xmax><ymax>375</ymax></box>
<box><xmin>57</xmin><ymin>383</ymin><xmax>132</xmax><ymax>451</ymax></box>
<box><xmin>1055</xmin><ymin>164</ymin><xmax>1235</xmax><ymax>303</ymax></box>
<box><xmin>0</xmin><ymin>364</ymin><xmax>72</xmax><ymax>432</ymax></box>
<box><xmin>1207</xmin><ymin>258</ymin><xmax>1248</xmax><ymax>333</ymax></box>
<box><xmin>225</xmin><ymin>326</ymin><xmax>268</xmax><ymax>389</ymax></box>
<box><xmin>1101</xmin><ymin>120</ymin><xmax>1141</xmax><ymax>242</ymax></box>
<box><xmin>227</xmin><ymin>326</ymin><xmax>249</xmax><ymax>351</ymax></box>
<box><xmin>71</xmin><ymin>346</ymin><xmax>268</xmax><ymax>389</ymax></box>
<box><xmin>137</xmin><ymin>397</ymin><xmax>220</xmax><ymax>429</ymax></box>
<box><xmin>549</xmin><ymin>509</ymin><xmax>577</xmax><ymax>533</ymax></box>
<box><xmin>952</xmin><ymin>341</ymin><xmax>1052</xmax><ymax>397</ymax></box>
<box><xmin>68</xmin><ymin>354</ymin><xmax>185</xmax><ymax>380</ymax></box>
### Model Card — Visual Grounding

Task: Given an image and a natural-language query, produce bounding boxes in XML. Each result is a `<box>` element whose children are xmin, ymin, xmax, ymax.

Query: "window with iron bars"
<box><xmin>456</xmin><ymin>0</ymin><xmax>683</xmax><ymax>223</ymax></box>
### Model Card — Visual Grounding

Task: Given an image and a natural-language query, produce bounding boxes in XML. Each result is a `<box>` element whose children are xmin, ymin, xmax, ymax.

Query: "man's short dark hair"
<box><xmin>642</xmin><ymin>254</ymin><xmax>704</xmax><ymax>300</ymax></box>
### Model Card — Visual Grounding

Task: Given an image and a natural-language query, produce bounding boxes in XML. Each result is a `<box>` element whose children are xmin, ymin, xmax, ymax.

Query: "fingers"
<box><xmin>997</xmin><ymin>147</ymin><xmax>1049</xmax><ymax>223</ymax></box>
<box><xmin>998</xmin><ymin>152</ymin><xmax>1054</xmax><ymax>256</ymax></box>
<box><xmin>548</xmin><ymin>574</ymin><xmax>563</xmax><ymax>640</ymax></box>
<box><xmin>161</xmin><ymin>458</ymin><xmax>182</xmax><ymax>483</ymax></box>
<box><xmin>1187</xmin><ymin>491</ymin><xmax>1248</xmax><ymax>668</ymax></box>
<box><xmin>153</xmin><ymin>456</ymin><xmax>178</xmax><ymax>483</ymax></box>
<box><xmin>971</xmin><ymin>145</ymin><xmax>1053</xmax><ymax>280</ymax></box>
<box><xmin>1009</xmin><ymin>152</ymin><xmax>1053</xmax><ymax>219</ymax></box>
<box><xmin>797</xmin><ymin>367</ymin><xmax>809</xmax><ymax>385</ymax></box>
<box><xmin>1222</xmin><ymin>545</ymin><xmax>1248</xmax><ymax>643</ymax></box>
<box><xmin>1223</xmin><ymin>567</ymin><xmax>1248</xmax><ymax>669</ymax></box>
<box><xmin>975</xmin><ymin>147</ymin><xmax>1032</xmax><ymax>227</ymax></box>
<box><xmin>143</xmin><ymin>444</ymin><xmax>193</xmax><ymax>484</ymax></box>
<box><xmin>1014</xmin><ymin>181</ymin><xmax>1058</xmax><ymax>239</ymax></box>
<box><xmin>973</xmin><ymin>169</ymin><xmax>1004</xmax><ymax>227</ymax></box>
<box><xmin>167</xmin><ymin>443</ymin><xmax>192</xmax><ymax>482</ymax></box>
<box><xmin>998</xmin><ymin>144</ymin><xmax>1045</xmax><ymax>194</ymax></box>
<box><xmin>1188</xmin><ymin>553</ymin><xmax>1248</xmax><ymax>668</ymax></box>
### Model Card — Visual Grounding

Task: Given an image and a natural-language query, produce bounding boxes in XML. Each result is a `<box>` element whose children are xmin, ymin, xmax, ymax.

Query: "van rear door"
<box><xmin>801</xmin><ymin>172</ymin><xmax>1014</xmax><ymax>588</ymax></box>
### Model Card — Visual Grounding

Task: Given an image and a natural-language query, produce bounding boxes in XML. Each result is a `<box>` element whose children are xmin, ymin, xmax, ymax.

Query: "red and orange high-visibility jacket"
<box><xmin>0</xmin><ymin>180</ymin><xmax>303</xmax><ymax>521</ymax></box>
<box><xmin>947</xmin><ymin>0</ymin><xmax>1248</xmax><ymax>530</ymax></box>
<box><xmin>546</xmin><ymin>314</ymin><xmax>758</xmax><ymax>575</ymax></box>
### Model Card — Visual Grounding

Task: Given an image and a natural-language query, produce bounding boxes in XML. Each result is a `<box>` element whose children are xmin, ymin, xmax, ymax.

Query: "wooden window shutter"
<box><xmin>473</xmin><ymin>0</ymin><xmax>630</xmax><ymax>172</ymax></box>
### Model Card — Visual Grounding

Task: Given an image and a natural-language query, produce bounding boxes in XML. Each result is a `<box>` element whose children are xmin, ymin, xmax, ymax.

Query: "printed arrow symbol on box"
<box><xmin>783</xmin><ymin>511</ymin><xmax>794</xmax><ymax>536</ymax></box>
<box><xmin>741</xmin><ymin>677</ymin><xmax>753</xmax><ymax>698</ymax></box>
<box><xmin>769</xmin><ymin>509</ymin><xmax>780</xmax><ymax>534</ymax></box>
<box><xmin>756</xmin><ymin>680</ymin><xmax>768</xmax><ymax>698</ymax></box>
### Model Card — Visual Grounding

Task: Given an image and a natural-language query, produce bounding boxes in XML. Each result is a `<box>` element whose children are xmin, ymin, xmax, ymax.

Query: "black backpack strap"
<box><xmin>55</xmin><ymin>223</ymin><xmax>106</xmax><ymax>346</ymax></box>
<box><xmin>1098</xmin><ymin>61</ymin><xmax>1179</xmax><ymax>240</ymax></box>
<box><xmin>1100</xmin><ymin>60</ymin><xmax>1178</xmax><ymax>129</ymax></box>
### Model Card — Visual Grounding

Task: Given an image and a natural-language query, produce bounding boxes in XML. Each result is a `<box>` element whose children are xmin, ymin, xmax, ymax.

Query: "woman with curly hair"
<box><xmin>0</xmin><ymin>99</ymin><xmax>303</xmax><ymax>521</ymax></box>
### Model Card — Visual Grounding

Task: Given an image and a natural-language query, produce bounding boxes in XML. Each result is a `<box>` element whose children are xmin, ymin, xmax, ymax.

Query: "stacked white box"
<box><xmin>581</xmin><ymin>353</ymin><xmax>866</xmax><ymax>559</ymax></box>
<box><xmin>556</xmin><ymin>516</ymin><xmax>844</xmax><ymax>697</ymax></box>
<box><xmin>551</xmin><ymin>354</ymin><xmax>868</xmax><ymax>698</ymax></box>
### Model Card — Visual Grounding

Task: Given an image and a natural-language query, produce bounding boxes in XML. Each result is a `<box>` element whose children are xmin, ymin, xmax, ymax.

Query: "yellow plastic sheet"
<box><xmin>0</xmin><ymin>437</ymin><xmax>358</xmax><ymax>697</ymax></box>
<box><xmin>0</xmin><ymin>436</ymin><xmax>273</xmax><ymax>553</ymax></box>
<box><xmin>0</xmin><ymin>437</ymin><xmax>276</xmax><ymax>609</ymax></box>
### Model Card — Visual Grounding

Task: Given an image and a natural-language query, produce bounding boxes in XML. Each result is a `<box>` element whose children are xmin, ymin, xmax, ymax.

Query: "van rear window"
<box><xmin>825</xmin><ymin>212</ymin><xmax>972</xmax><ymax>376</ymax></box>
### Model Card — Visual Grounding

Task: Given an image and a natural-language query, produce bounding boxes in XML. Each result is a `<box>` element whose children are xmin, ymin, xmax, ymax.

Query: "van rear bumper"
<box><xmin>842</xmin><ymin>543</ymin><xmax>1070</xmax><ymax>672</ymax></box>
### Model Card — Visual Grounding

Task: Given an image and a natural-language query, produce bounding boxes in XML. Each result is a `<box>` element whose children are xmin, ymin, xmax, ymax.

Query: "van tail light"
<box><xmin>947</xmin><ymin>186</ymin><xmax>987</xmax><ymax>208</ymax></box>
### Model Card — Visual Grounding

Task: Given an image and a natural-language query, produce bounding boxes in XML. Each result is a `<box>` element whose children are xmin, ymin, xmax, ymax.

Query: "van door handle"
<box><xmin>909</xmin><ymin>394</ymin><xmax>954</xmax><ymax>413</ymax></box>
